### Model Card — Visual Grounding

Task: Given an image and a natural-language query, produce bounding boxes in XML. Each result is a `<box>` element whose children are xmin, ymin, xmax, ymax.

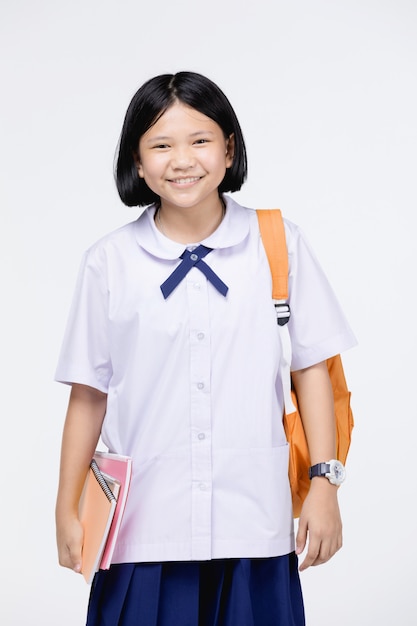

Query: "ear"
<box><xmin>225</xmin><ymin>133</ymin><xmax>235</xmax><ymax>168</ymax></box>
<box><xmin>133</xmin><ymin>151</ymin><xmax>144</xmax><ymax>178</ymax></box>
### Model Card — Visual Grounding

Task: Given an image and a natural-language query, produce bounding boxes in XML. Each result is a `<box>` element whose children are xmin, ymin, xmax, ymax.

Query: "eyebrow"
<box><xmin>144</xmin><ymin>130</ymin><xmax>216</xmax><ymax>144</ymax></box>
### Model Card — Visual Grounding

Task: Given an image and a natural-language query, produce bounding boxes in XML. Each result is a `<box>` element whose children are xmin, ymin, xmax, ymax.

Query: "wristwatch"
<box><xmin>308</xmin><ymin>460</ymin><xmax>346</xmax><ymax>486</ymax></box>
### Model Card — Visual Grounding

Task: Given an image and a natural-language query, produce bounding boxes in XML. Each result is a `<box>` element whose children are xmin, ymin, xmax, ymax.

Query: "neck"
<box><xmin>155</xmin><ymin>198</ymin><xmax>226</xmax><ymax>244</ymax></box>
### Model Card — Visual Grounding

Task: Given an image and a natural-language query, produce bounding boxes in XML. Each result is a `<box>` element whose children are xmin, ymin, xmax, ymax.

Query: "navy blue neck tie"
<box><xmin>160</xmin><ymin>244</ymin><xmax>229</xmax><ymax>299</ymax></box>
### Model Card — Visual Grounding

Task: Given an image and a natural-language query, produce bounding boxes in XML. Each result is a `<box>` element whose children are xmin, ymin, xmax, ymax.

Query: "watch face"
<box><xmin>330</xmin><ymin>460</ymin><xmax>346</xmax><ymax>484</ymax></box>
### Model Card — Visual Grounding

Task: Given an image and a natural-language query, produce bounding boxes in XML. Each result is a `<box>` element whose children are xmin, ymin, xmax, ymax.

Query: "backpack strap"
<box><xmin>256</xmin><ymin>209</ymin><xmax>288</xmax><ymax>300</ymax></box>
<box><xmin>256</xmin><ymin>209</ymin><xmax>291</xmax><ymax>326</ymax></box>
<box><xmin>257</xmin><ymin>209</ymin><xmax>296</xmax><ymax>415</ymax></box>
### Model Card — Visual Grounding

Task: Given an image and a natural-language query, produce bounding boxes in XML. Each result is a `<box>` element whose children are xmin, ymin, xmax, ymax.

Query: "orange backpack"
<box><xmin>257</xmin><ymin>209</ymin><xmax>354</xmax><ymax>518</ymax></box>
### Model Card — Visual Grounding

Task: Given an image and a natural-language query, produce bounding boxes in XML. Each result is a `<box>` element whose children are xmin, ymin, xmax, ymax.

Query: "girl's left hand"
<box><xmin>295</xmin><ymin>478</ymin><xmax>343</xmax><ymax>571</ymax></box>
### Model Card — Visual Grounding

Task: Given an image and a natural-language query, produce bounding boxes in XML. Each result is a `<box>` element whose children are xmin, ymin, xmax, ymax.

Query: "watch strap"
<box><xmin>308</xmin><ymin>462</ymin><xmax>331</xmax><ymax>479</ymax></box>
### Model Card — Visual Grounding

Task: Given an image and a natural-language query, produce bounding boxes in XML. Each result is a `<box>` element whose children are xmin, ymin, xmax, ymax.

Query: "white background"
<box><xmin>1</xmin><ymin>1</ymin><xmax>416</xmax><ymax>624</ymax></box>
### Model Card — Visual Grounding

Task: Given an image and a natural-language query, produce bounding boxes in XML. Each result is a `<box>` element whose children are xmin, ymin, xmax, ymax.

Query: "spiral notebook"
<box><xmin>79</xmin><ymin>451</ymin><xmax>132</xmax><ymax>584</ymax></box>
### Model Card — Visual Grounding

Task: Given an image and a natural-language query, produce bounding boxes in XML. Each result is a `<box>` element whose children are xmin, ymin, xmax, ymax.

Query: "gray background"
<box><xmin>1</xmin><ymin>1</ymin><xmax>415</xmax><ymax>624</ymax></box>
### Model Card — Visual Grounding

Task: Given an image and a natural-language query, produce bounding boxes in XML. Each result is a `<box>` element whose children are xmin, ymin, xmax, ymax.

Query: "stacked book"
<box><xmin>79</xmin><ymin>451</ymin><xmax>132</xmax><ymax>584</ymax></box>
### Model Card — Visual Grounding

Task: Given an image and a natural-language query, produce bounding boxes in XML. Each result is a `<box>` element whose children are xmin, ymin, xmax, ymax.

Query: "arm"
<box><xmin>291</xmin><ymin>361</ymin><xmax>342</xmax><ymax>571</ymax></box>
<box><xmin>55</xmin><ymin>383</ymin><xmax>107</xmax><ymax>573</ymax></box>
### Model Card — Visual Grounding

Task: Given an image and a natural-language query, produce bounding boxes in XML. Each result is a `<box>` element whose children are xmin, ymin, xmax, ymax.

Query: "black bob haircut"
<box><xmin>115</xmin><ymin>71</ymin><xmax>248</xmax><ymax>207</ymax></box>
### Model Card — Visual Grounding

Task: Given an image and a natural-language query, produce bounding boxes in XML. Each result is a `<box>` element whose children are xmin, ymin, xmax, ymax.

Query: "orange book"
<box><xmin>79</xmin><ymin>460</ymin><xmax>119</xmax><ymax>584</ymax></box>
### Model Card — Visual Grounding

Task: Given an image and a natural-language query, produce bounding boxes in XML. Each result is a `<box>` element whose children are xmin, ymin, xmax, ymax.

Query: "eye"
<box><xmin>194</xmin><ymin>138</ymin><xmax>209</xmax><ymax>145</ymax></box>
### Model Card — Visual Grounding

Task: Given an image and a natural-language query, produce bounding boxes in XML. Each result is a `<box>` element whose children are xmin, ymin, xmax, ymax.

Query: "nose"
<box><xmin>171</xmin><ymin>146</ymin><xmax>195</xmax><ymax>170</ymax></box>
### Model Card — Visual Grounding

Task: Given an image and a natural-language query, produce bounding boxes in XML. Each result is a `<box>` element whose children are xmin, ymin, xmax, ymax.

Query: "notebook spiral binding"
<box><xmin>90</xmin><ymin>459</ymin><xmax>116</xmax><ymax>502</ymax></box>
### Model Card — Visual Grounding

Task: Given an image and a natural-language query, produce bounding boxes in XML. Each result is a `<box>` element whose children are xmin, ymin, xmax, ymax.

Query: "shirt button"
<box><xmin>194</xmin><ymin>283</ymin><xmax>201</xmax><ymax>290</ymax></box>
<box><xmin>190</xmin><ymin>253</ymin><xmax>198</xmax><ymax>261</ymax></box>
<box><xmin>199</xmin><ymin>482</ymin><xmax>208</xmax><ymax>491</ymax></box>
<box><xmin>197</xmin><ymin>382</ymin><xmax>204</xmax><ymax>390</ymax></box>
<box><xmin>198</xmin><ymin>433</ymin><xmax>206</xmax><ymax>440</ymax></box>
<box><xmin>197</xmin><ymin>332</ymin><xmax>205</xmax><ymax>340</ymax></box>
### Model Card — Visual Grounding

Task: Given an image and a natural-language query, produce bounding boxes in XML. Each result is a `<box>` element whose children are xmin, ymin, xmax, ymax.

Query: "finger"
<box><xmin>318</xmin><ymin>534</ymin><xmax>343</xmax><ymax>565</ymax></box>
<box><xmin>68</xmin><ymin>542</ymin><xmax>82</xmax><ymax>573</ymax></box>
<box><xmin>58</xmin><ymin>549</ymin><xmax>80</xmax><ymax>572</ymax></box>
<box><xmin>295</xmin><ymin>520</ymin><xmax>307</xmax><ymax>556</ymax></box>
<box><xmin>300</xmin><ymin>533</ymin><xmax>343</xmax><ymax>571</ymax></box>
<box><xmin>59</xmin><ymin>539</ymin><xmax>82</xmax><ymax>573</ymax></box>
<box><xmin>298</xmin><ymin>537</ymin><xmax>321</xmax><ymax>571</ymax></box>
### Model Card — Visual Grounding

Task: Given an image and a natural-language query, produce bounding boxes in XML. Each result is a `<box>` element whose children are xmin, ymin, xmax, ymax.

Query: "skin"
<box><xmin>55</xmin><ymin>101</ymin><xmax>342</xmax><ymax>574</ymax></box>
<box><xmin>292</xmin><ymin>362</ymin><xmax>343</xmax><ymax>571</ymax></box>
<box><xmin>134</xmin><ymin>101</ymin><xmax>234</xmax><ymax>244</ymax></box>
<box><xmin>56</xmin><ymin>384</ymin><xmax>106</xmax><ymax>572</ymax></box>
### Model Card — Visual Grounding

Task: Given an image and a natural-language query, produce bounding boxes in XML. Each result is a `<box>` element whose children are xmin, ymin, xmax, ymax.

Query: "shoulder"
<box><xmin>240</xmin><ymin>202</ymin><xmax>305</xmax><ymax>251</ymax></box>
<box><xmin>81</xmin><ymin>210</ymin><xmax>151</xmax><ymax>268</ymax></box>
<box><xmin>86</xmin><ymin>218</ymin><xmax>142</xmax><ymax>254</ymax></box>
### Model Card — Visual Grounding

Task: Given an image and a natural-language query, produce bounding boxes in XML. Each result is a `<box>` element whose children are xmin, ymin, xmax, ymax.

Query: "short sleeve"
<box><xmin>54</xmin><ymin>247</ymin><xmax>112</xmax><ymax>392</ymax></box>
<box><xmin>286</xmin><ymin>221</ymin><xmax>357</xmax><ymax>371</ymax></box>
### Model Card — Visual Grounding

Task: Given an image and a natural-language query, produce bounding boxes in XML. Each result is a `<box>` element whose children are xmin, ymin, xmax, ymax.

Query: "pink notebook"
<box><xmin>92</xmin><ymin>451</ymin><xmax>132</xmax><ymax>572</ymax></box>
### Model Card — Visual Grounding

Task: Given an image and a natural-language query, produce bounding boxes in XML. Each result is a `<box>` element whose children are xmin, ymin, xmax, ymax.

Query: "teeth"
<box><xmin>171</xmin><ymin>177</ymin><xmax>200</xmax><ymax>184</ymax></box>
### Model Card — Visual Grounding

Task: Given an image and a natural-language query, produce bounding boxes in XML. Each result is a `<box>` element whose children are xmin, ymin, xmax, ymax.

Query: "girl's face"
<box><xmin>135</xmin><ymin>102</ymin><xmax>234</xmax><ymax>212</ymax></box>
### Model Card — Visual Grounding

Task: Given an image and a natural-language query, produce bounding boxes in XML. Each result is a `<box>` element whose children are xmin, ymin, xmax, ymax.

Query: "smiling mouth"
<box><xmin>169</xmin><ymin>176</ymin><xmax>202</xmax><ymax>184</ymax></box>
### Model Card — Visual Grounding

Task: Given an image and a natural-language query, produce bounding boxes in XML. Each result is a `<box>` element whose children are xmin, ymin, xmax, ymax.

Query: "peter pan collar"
<box><xmin>133</xmin><ymin>195</ymin><xmax>250</xmax><ymax>260</ymax></box>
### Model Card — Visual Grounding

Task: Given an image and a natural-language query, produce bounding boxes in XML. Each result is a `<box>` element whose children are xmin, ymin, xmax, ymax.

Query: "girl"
<box><xmin>55</xmin><ymin>71</ymin><xmax>357</xmax><ymax>626</ymax></box>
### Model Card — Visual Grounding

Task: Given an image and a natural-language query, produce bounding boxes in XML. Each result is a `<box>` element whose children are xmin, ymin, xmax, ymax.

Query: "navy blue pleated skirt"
<box><xmin>86</xmin><ymin>553</ymin><xmax>305</xmax><ymax>626</ymax></box>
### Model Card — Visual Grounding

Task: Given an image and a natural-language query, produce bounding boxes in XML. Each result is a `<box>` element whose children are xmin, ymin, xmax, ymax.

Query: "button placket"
<box><xmin>187</xmin><ymin>269</ymin><xmax>213</xmax><ymax>559</ymax></box>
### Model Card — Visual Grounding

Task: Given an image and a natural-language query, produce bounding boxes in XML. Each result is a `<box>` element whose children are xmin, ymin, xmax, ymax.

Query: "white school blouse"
<box><xmin>55</xmin><ymin>195</ymin><xmax>357</xmax><ymax>564</ymax></box>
